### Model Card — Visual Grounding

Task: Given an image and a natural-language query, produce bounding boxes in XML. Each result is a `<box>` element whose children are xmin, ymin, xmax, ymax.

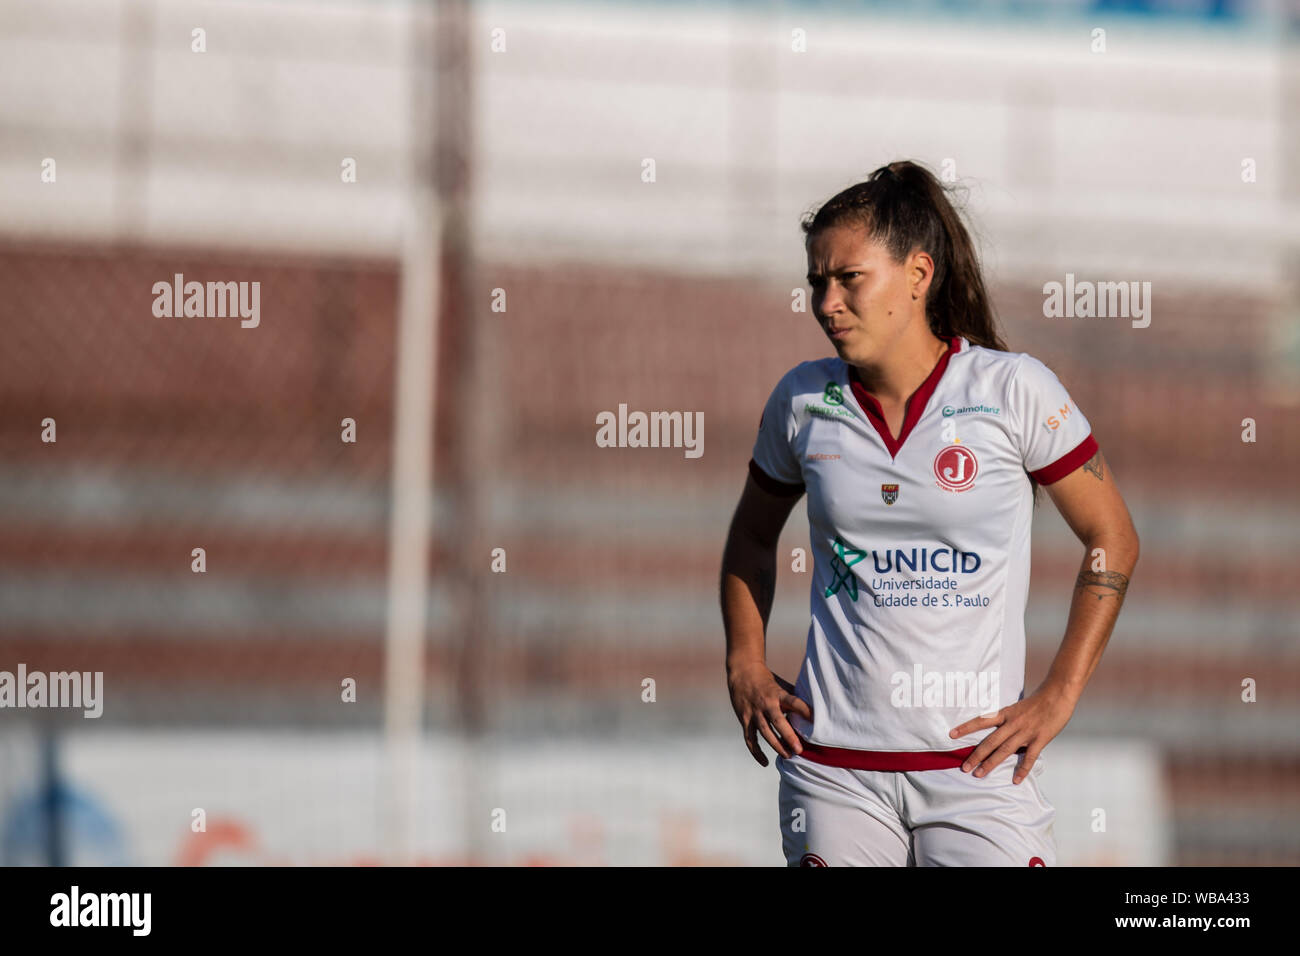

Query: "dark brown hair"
<box><xmin>800</xmin><ymin>160</ymin><xmax>1008</xmax><ymax>352</ymax></box>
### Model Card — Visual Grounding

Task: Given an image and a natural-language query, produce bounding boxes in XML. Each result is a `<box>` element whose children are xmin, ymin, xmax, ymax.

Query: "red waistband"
<box><xmin>794</xmin><ymin>741</ymin><xmax>976</xmax><ymax>771</ymax></box>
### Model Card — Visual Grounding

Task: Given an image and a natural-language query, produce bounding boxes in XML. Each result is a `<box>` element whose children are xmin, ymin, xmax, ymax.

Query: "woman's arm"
<box><xmin>720</xmin><ymin>474</ymin><xmax>812</xmax><ymax>765</ymax></box>
<box><xmin>950</xmin><ymin>447</ymin><xmax>1139</xmax><ymax>783</ymax></box>
<box><xmin>1037</xmin><ymin>448</ymin><xmax>1140</xmax><ymax>703</ymax></box>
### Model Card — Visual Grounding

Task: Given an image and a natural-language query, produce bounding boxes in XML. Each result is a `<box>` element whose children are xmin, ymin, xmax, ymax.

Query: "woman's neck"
<box><xmin>851</xmin><ymin>333</ymin><xmax>951</xmax><ymax>405</ymax></box>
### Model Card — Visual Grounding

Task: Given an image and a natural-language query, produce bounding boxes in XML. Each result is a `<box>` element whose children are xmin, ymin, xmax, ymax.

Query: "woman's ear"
<box><xmin>908</xmin><ymin>249</ymin><xmax>934</xmax><ymax>300</ymax></box>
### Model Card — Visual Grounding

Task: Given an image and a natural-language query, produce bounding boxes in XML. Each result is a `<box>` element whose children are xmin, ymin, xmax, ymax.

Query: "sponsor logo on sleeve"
<box><xmin>1042</xmin><ymin>402</ymin><xmax>1072</xmax><ymax>433</ymax></box>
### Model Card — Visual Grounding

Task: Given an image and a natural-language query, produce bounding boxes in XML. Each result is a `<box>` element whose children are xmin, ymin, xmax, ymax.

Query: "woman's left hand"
<box><xmin>948</xmin><ymin>683</ymin><xmax>1078</xmax><ymax>785</ymax></box>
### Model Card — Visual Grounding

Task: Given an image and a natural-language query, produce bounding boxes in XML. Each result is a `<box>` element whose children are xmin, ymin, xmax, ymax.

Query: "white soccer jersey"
<box><xmin>750</xmin><ymin>335</ymin><xmax>1097</xmax><ymax>768</ymax></box>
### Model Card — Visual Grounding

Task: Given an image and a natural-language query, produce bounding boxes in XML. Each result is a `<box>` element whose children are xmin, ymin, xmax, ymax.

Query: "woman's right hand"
<box><xmin>726</xmin><ymin>661</ymin><xmax>814</xmax><ymax>766</ymax></box>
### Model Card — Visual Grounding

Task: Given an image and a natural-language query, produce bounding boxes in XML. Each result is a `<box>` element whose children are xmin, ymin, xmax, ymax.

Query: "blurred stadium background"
<box><xmin>1</xmin><ymin>0</ymin><xmax>1297</xmax><ymax>865</ymax></box>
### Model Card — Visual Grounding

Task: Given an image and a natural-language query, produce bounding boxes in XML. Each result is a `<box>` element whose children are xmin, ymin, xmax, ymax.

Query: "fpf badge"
<box><xmin>881</xmin><ymin>483</ymin><xmax>899</xmax><ymax>505</ymax></box>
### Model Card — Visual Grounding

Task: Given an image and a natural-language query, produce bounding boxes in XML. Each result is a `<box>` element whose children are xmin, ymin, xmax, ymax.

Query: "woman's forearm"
<box><xmin>720</xmin><ymin>529</ymin><xmax>777</xmax><ymax>674</ymax></box>
<box><xmin>1039</xmin><ymin>531</ymin><xmax>1139</xmax><ymax>705</ymax></box>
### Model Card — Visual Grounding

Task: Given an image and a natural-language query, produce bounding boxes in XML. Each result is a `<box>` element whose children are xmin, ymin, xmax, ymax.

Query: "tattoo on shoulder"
<box><xmin>1082</xmin><ymin>451</ymin><xmax>1104</xmax><ymax>482</ymax></box>
<box><xmin>1075</xmin><ymin>569</ymin><xmax>1129</xmax><ymax>601</ymax></box>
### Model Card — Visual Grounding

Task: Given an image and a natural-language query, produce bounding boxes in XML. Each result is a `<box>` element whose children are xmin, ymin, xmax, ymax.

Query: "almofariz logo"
<box><xmin>595</xmin><ymin>404</ymin><xmax>702</xmax><ymax>459</ymax></box>
<box><xmin>942</xmin><ymin>404</ymin><xmax>1000</xmax><ymax>417</ymax></box>
<box><xmin>152</xmin><ymin>273</ymin><xmax>260</xmax><ymax>328</ymax></box>
<box><xmin>0</xmin><ymin>664</ymin><xmax>103</xmax><ymax>718</ymax></box>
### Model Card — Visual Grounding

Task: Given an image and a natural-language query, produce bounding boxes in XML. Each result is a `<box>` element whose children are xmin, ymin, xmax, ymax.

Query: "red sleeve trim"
<box><xmin>748</xmin><ymin>458</ymin><xmax>805</xmax><ymax>497</ymax></box>
<box><xmin>1029</xmin><ymin>433</ymin><xmax>1099</xmax><ymax>485</ymax></box>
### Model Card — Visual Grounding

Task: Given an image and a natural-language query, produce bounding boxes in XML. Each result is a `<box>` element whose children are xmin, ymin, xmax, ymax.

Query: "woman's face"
<box><xmin>805</xmin><ymin>224</ymin><xmax>929</xmax><ymax>369</ymax></box>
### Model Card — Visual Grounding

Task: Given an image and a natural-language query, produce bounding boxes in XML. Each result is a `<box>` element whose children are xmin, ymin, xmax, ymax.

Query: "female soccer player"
<box><xmin>720</xmin><ymin>161</ymin><xmax>1139</xmax><ymax>866</ymax></box>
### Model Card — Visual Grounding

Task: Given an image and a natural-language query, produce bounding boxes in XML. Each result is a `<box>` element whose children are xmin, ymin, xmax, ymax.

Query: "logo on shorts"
<box><xmin>933</xmin><ymin>446</ymin><xmax>978</xmax><ymax>492</ymax></box>
<box><xmin>881</xmin><ymin>483</ymin><xmax>899</xmax><ymax>505</ymax></box>
<box><xmin>799</xmin><ymin>853</ymin><xmax>828</xmax><ymax>867</ymax></box>
<box><xmin>1028</xmin><ymin>856</ymin><xmax>1047</xmax><ymax>867</ymax></box>
<box><xmin>823</xmin><ymin>381</ymin><xmax>844</xmax><ymax>406</ymax></box>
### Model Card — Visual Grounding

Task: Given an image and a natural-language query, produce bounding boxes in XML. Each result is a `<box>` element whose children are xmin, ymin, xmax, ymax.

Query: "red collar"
<box><xmin>848</xmin><ymin>336</ymin><xmax>962</xmax><ymax>459</ymax></box>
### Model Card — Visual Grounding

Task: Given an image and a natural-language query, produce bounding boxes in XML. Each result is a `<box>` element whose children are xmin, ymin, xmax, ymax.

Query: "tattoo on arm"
<box><xmin>1075</xmin><ymin>569</ymin><xmax>1129</xmax><ymax>601</ymax></box>
<box><xmin>1082</xmin><ymin>451</ymin><xmax>1104</xmax><ymax>481</ymax></box>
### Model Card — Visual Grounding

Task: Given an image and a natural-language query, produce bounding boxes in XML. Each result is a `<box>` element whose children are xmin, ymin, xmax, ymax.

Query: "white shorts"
<box><xmin>777</xmin><ymin>751</ymin><xmax>1056</xmax><ymax>866</ymax></box>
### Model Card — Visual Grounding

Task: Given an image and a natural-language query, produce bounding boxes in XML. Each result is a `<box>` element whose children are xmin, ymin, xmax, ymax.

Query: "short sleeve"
<box><xmin>748</xmin><ymin>372</ymin><xmax>805</xmax><ymax>496</ymax></box>
<box><xmin>1009</xmin><ymin>354</ymin><xmax>1099</xmax><ymax>485</ymax></box>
